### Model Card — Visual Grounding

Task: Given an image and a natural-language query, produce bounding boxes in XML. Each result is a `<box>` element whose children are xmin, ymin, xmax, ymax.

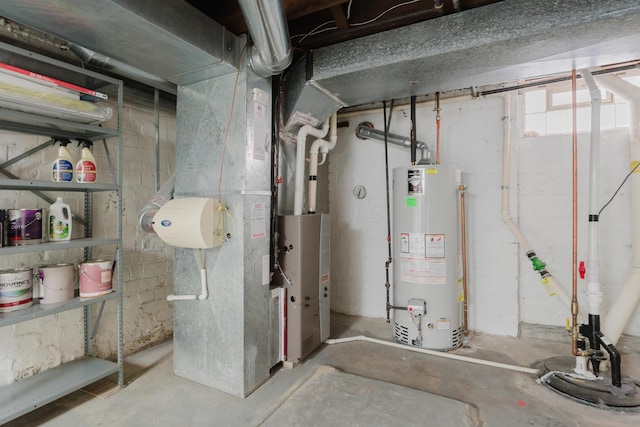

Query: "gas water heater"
<box><xmin>392</xmin><ymin>165</ymin><xmax>463</xmax><ymax>351</ymax></box>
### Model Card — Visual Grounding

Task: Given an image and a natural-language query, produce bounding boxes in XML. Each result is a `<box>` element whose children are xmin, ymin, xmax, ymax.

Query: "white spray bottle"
<box><xmin>76</xmin><ymin>139</ymin><xmax>97</xmax><ymax>183</ymax></box>
<box><xmin>51</xmin><ymin>137</ymin><xmax>74</xmax><ymax>182</ymax></box>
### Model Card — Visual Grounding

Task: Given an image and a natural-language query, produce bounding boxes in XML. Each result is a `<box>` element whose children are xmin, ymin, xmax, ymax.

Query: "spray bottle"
<box><xmin>51</xmin><ymin>137</ymin><xmax>74</xmax><ymax>182</ymax></box>
<box><xmin>76</xmin><ymin>139</ymin><xmax>97</xmax><ymax>183</ymax></box>
<box><xmin>48</xmin><ymin>197</ymin><xmax>72</xmax><ymax>241</ymax></box>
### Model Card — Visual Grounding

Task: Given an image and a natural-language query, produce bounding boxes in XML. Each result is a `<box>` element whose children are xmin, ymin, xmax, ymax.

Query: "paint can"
<box><xmin>37</xmin><ymin>263</ymin><xmax>76</xmax><ymax>304</ymax></box>
<box><xmin>0</xmin><ymin>209</ymin><xmax>5</xmax><ymax>247</ymax></box>
<box><xmin>8</xmin><ymin>209</ymin><xmax>44</xmax><ymax>245</ymax></box>
<box><xmin>0</xmin><ymin>268</ymin><xmax>33</xmax><ymax>312</ymax></box>
<box><xmin>79</xmin><ymin>259</ymin><xmax>113</xmax><ymax>297</ymax></box>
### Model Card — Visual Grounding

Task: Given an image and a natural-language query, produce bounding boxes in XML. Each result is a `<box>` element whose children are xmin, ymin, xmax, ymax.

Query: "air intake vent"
<box><xmin>393</xmin><ymin>322</ymin><xmax>409</xmax><ymax>344</ymax></box>
<box><xmin>451</xmin><ymin>326</ymin><xmax>463</xmax><ymax>349</ymax></box>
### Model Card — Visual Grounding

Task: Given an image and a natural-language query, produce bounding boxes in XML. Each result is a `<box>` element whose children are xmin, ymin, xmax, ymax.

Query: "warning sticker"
<box><xmin>436</xmin><ymin>319</ymin><xmax>450</xmax><ymax>330</ymax></box>
<box><xmin>409</xmin><ymin>233</ymin><xmax>425</xmax><ymax>256</ymax></box>
<box><xmin>399</xmin><ymin>256</ymin><xmax>446</xmax><ymax>285</ymax></box>
<box><xmin>425</xmin><ymin>234</ymin><xmax>445</xmax><ymax>258</ymax></box>
<box><xmin>251</xmin><ymin>203</ymin><xmax>266</xmax><ymax>239</ymax></box>
<box><xmin>400</xmin><ymin>233</ymin><xmax>409</xmax><ymax>253</ymax></box>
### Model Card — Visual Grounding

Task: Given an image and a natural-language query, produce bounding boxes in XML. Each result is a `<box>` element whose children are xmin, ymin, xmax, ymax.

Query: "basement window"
<box><xmin>523</xmin><ymin>74</ymin><xmax>640</xmax><ymax>136</ymax></box>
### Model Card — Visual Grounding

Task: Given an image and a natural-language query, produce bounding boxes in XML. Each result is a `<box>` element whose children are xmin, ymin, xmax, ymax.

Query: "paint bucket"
<box><xmin>0</xmin><ymin>268</ymin><xmax>33</xmax><ymax>312</ymax></box>
<box><xmin>37</xmin><ymin>263</ymin><xmax>76</xmax><ymax>304</ymax></box>
<box><xmin>8</xmin><ymin>208</ymin><xmax>44</xmax><ymax>245</ymax></box>
<box><xmin>79</xmin><ymin>259</ymin><xmax>113</xmax><ymax>297</ymax></box>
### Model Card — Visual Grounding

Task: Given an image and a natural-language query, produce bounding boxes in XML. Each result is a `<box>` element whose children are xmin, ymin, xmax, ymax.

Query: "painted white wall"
<box><xmin>518</xmin><ymin>128</ymin><xmax>637</xmax><ymax>335</ymax></box>
<box><xmin>0</xmin><ymin>94</ymin><xmax>176</xmax><ymax>386</ymax></box>
<box><xmin>329</xmin><ymin>94</ymin><xmax>639</xmax><ymax>338</ymax></box>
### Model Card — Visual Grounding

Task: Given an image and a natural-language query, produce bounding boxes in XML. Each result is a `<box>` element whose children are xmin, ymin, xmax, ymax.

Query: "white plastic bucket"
<box><xmin>0</xmin><ymin>268</ymin><xmax>33</xmax><ymax>312</ymax></box>
<box><xmin>38</xmin><ymin>263</ymin><xmax>75</xmax><ymax>304</ymax></box>
<box><xmin>79</xmin><ymin>259</ymin><xmax>113</xmax><ymax>297</ymax></box>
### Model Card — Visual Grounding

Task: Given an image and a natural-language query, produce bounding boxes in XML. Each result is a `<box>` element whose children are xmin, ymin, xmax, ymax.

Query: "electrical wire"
<box><xmin>218</xmin><ymin>42</ymin><xmax>248</xmax><ymax>200</ymax></box>
<box><xmin>598</xmin><ymin>161</ymin><xmax>640</xmax><ymax>215</ymax></box>
<box><xmin>291</xmin><ymin>20</ymin><xmax>337</xmax><ymax>43</ymax></box>
<box><xmin>216</xmin><ymin>201</ymin><xmax>235</xmax><ymax>242</ymax></box>
<box><xmin>290</xmin><ymin>0</ymin><xmax>419</xmax><ymax>43</ymax></box>
<box><xmin>350</xmin><ymin>0</ymin><xmax>420</xmax><ymax>27</ymax></box>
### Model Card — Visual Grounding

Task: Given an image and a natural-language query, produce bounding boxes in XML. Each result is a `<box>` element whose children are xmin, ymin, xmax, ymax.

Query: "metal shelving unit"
<box><xmin>0</xmin><ymin>41</ymin><xmax>123</xmax><ymax>424</ymax></box>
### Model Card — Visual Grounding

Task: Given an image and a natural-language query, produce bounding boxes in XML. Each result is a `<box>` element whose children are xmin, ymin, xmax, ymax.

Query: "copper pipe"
<box><xmin>459</xmin><ymin>184</ymin><xmax>468</xmax><ymax>335</ymax></box>
<box><xmin>435</xmin><ymin>91</ymin><xmax>441</xmax><ymax>164</ymax></box>
<box><xmin>570</xmin><ymin>69</ymin><xmax>582</xmax><ymax>356</ymax></box>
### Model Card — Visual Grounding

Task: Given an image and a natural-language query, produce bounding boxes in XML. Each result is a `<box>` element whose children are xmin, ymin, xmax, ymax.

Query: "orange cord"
<box><xmin>218</xmin><ymin>42</ymin><xmax>249</xmax><ymax>199</ymax></box>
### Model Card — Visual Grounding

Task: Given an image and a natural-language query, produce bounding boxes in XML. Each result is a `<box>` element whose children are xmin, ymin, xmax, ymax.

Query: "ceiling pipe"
<box><xmin>68</xmin><ymin>43</ymin><xmax>177</xmax><ymax>95</ymax></box>
<box><xmin>356</xmin><ymin>123</ymin><xmax>432</xmax><ymax>163</ymax></box>
<box><xmin>237</xmin><ymin>0</ymin><xmax>293</xmax><ymax>77</ymax></box>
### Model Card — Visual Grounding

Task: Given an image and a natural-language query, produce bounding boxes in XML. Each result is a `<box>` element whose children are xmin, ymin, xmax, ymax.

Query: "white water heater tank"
<box><xmin>392</xmin><ymin>165</ymin><xmax>463</xmax><ymax>351</ymax></box>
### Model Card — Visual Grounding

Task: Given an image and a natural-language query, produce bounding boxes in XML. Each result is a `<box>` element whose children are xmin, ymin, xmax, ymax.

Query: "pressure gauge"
<box><xmin>353</xmin><ymin>185</ymin><xmax>367</xmax><ymax>199</ymax></box>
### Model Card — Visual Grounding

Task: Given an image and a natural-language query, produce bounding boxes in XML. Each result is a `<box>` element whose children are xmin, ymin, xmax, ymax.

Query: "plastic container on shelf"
<box><xmin>51</xmin><ymin>138</ymin><xmax>74</xmax><ymax>182</ymax></box>
<box><xmin>76</xmin><ymin>139</ymin><xmax>97</xmax><ymax>183</ymax></box>
<box><xmin>48</xmin><ymin>197</ymin><xmax>72</xmax><ymax>241</ymax></box>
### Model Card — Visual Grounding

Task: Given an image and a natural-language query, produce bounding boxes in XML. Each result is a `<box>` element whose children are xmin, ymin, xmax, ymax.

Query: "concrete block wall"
<box><xmin>0</xmin><ymin>94</ymin><xmax>176</xmax><ymax>386</ymax></box>
<box><xmin>329</xmin><ymin>93</ymin><xmax>639</xmax><ymax>338</ymax></box>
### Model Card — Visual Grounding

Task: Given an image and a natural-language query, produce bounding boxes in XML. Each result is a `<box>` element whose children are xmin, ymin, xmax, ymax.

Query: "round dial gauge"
<box><xmin>353</xmin><ymin>185</ymin><xmax>367</xmax><ymax>199</ymax></box>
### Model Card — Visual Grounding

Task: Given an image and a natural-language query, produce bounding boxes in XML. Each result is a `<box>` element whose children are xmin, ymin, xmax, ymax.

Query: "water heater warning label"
<box><xmin>399</xmin><ymin>257</ymin><xmax>446</xmax><ymax>285</ymax></box>
<box><xmin>425</xmin><ymin>234</ymin><xmax>445</xmax><ymax>258</ymax></box>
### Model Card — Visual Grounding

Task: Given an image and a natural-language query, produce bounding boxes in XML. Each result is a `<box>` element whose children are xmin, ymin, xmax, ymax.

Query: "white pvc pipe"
<box><xmin>308</xmin><ymin>112</ymin><xmax>338</xmax><ymax>214</ymax></box>
<box><xmin>580</xmin><ymin>69</ymin><xmax>604</xmax><ymax>316</ymax></box>
<box><xmin>324</xmin><ymin>335</ymin><xmax>540</xmax><ymax>375</ymax></box>
<box><xmin>294</xmin><ymin>120</ymin><xmax>329</xmax><ymax>215</ymax></box>
<box><xmin>167</xmin><ymin>250</ymin><xmax>209</xmax><ymax>301</ymax></box>
<box><xmin>500</xmin><ymin>94</ymin><xmax>572</xmax><ymax>309</ymax></box>
<box><xmin>594</xmin><ymin>74</ymin><xmax>640</xmax><ymax>345</ymax></box>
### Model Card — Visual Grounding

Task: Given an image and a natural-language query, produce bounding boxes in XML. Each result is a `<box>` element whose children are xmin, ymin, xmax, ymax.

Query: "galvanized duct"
<box><xmin>238</xmin><ymin>0</ymin><xmax>292</xmax><ymax>77</ymax></box>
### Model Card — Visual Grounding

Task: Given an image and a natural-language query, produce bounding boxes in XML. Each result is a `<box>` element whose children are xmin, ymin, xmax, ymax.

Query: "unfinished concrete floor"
<box><xmin>6</xmin><ymin>313</ymin><xmax>640</xmax><ymax>426</ymax></box>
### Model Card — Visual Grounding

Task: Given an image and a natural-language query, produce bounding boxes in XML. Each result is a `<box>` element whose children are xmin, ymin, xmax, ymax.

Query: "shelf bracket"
<box><xmin>0</xmin><ymin>167</ymin><xmax>88</xmax><ymax>227</ymax></box>
<box><xmin>0</xmin><ymin>138</ymin><xmax>54</xmax><ymax>169</ymax></box>
<box><xmin>91</xmin><ymin>300</ymin><xmax>107</xmax><ymax>341</ymax></box>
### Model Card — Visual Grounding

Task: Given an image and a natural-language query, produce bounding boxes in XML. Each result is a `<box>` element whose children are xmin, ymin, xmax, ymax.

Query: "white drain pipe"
<box><xmin>294</xmin><ymin>120</ymin><xmax>329</xmax><ymax>215</ymax></box>
<box><xmin>308</xmin><ymin>112</ymin><xmax>338</xmax><ymax>214</ymax></box>
<box><xmin>581</xmin><ymin>69</ymin><xmax>603</xmax><ymax>317</ymax></box>
<box><xmin>325</xmin><ymin>336</ymin><xmax>539</xmax><ymax>375</ymax></box>
<box><xmin>167</xmin><ymin>249</ymin><xmax>208</xmax><ymax>301</ymax></box>
<box><xmin>500</xmin><ymin>94</ymin><xmax>572</xmax><ymax>308</ymax></box>
<box><xmin>593</xmin><ymin>74</ymin><xmax>640</xmax><ymax>346</ymax></box>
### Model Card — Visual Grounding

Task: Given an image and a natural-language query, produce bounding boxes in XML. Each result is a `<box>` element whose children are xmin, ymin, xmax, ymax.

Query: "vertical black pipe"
<box><xmin>596</xmin><ymin>331</ymin><xmax>622</xmax><ymax>388</ymax></box>
<box><xmin>383</xmin><ymin>101</ymin><xmax>393</xmax><ymax>323</ymax></box>
<box><xmin>410</xmin><ymin>95</ymin><xmax>417</xmax><ymax>164</ymax></box>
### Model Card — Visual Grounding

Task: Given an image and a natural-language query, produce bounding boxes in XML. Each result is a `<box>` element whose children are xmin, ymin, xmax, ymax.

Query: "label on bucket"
<box><xmin>79</xmin><ymin>260</ymin><xmax>113</xmax><ymax>297</ymax></box>
<box><xmin>0</xmin><ymin>269</ymin><xmax>33</xmax><ymax>312</ymax></box>
<box><xmin>8</xmin><ymin>209</ymin><xmax>44</xmax><ymax>245</ymax></box>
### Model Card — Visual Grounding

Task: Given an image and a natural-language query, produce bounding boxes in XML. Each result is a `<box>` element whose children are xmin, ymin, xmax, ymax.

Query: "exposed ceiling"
<box><xmin>187</xmin><ymin>0</ymin><xmax>504</xmax><ymax>52</ymax></box>
<box><xmin>2</xmin><ymin>0</ymin><xmax>640</xmax><ymax>113</ymax></box>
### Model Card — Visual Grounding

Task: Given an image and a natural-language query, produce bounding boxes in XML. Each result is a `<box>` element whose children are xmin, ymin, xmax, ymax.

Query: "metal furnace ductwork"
<box><xmin>0</xmin><ymin>0</ymin><xmax>293</xmax><ymax>87</ymax></box>
<box><xmin>237</xmin><ymin>0</ymin><xmax>292</xmax><ymax>77</ymax></box>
